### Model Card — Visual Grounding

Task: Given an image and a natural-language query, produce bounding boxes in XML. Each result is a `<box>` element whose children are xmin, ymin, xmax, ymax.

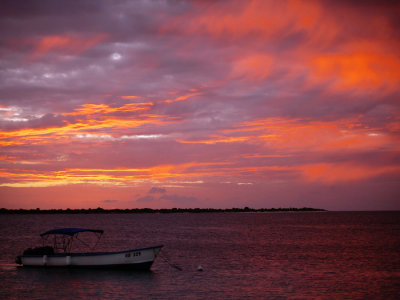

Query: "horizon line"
<box><xmin>0</xmin><ymin>207</ymin><xmax>326</xmax><ymax>214</ymax></box>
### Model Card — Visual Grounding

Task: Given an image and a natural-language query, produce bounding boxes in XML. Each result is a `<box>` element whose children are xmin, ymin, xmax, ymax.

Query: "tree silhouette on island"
<box><xmin>0</xmin><ymin>207</ymin><xmax>325</xmax><ymax>214</ymax></box>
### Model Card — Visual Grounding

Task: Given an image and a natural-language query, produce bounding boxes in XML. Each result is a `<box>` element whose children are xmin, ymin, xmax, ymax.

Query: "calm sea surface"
<box><xmin>0</xmin><ymin>212</ymin><xmax>399</xmax><ymax>299</ymax></box>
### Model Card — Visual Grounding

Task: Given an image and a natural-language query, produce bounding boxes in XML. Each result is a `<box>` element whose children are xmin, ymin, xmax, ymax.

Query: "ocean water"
<box><xmin>0</xmin><ymin>211</ymin><xmax>399</xmax><ymax>299</ymax></box>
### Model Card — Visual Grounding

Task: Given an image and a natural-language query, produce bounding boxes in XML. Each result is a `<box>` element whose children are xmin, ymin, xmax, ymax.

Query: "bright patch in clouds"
<box><xmin>111</xmin><ymin>53</ymin><xmax>122</xmax><ymax>61</ymax></box>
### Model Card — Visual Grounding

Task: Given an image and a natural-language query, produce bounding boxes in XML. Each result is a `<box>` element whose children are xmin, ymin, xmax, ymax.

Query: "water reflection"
<box><xmin>0</xmin><ymin>212</ymin><xmax>399</xmax><ymax>299</ymax></box>
<box><xmin>12</xmin><ymin>266</ymin><xmax>160</xmax><ymax>299</ymax></box>
<box><xmin>16</xmin><ymin>266</ymin><xmax>157</xmax><ymax>280</ymax></box>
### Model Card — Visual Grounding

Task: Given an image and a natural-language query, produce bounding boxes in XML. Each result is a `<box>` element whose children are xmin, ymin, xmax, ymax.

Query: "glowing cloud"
<box><xmin>30</xmin><ymin>34</ymin><xmax>107</xmax><ymax>60</ymax></box>
<box><xmin>231</xmin><ymin>54</ymin><xmax>274</xmax><ymax>81</ymax></box>
<box><xmin>311</xmin><ymin>46</ymin><xmax>400</xmax><ymax>92</ymax></box>
<box><xmin>299</xmin><ymin>163</ymin><xmax>400</xmax><ymax>183</ymax></box>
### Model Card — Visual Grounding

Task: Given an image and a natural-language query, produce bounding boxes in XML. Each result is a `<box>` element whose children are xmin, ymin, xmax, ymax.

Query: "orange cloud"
<box><xmin>0</xmin><ymin>162</ymin><xmax>231</xmax><ymax>187</ymax></box>
<box><xmin>0</xmin><ymin>118</ymin><xmax>161</xmax><ymax>146</ymax></box>
<box><xmin>162</xmin><ymin>1</ymin><xmax>398</xmax><ymax>94</ymax></box>
<box><xmin>174</xmin><ymin>116</ymin><xmax>398</xmax><ymax>153</ymax></box>
<box><xmin>64</xmin><ymin>102</ymin><xmax>153</xmax><ymax>116</ymax></box>
<box><xmin>164</xmin><ymin>0</ymin><xmax>326</xmax><ymax>41</ymax></box>
<box><xmin>0</xmin><ymin>102</ymin><xmax>167</xmax><ymax>146</ymax></box>
<box><xmin>299</xmin><ymin>163</ymin><xmax>400</xmax><ymax>183</ymax></box>
<box><xmin>121</xmin><ymin>96</ymin><xmax>141</xmax><ymax>100</ymax></box>
<box><xmin>310</xmin><ymin>47</ymin><xmax>400</xmax><ymax>92</ymax></box>
<box><xmin>164</xmin><ymin>92</ymin><xmax>202</xmax><ymax>103</ymax></box>
<box><xmin>236</xmin><ymin>117</ymin><xmax>398</xmax><ymax>153</ymax></box>
<box><xmin>179</xmin><ymin>136</ymin><xmax>250</xmax><ymax>145</ymax></box>
<box><xmin>2</xmin><ymin>153</ymin><xmax>398</xmax><ymax>188</ymax></box>
<box><xmin>30</xmin><ymin>34</ymin><xmax>107</xmax><ymax>60</ymax></box>
<box><xmin>231</xmin><ymin>54</ymin><xmax>273</xmax><ymax>81</ymax></box>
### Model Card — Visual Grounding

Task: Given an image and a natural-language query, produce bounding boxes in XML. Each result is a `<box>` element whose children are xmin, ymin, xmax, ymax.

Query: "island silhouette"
<box><xmin>0</xmin><ymin>207</ymin><xmax>325</xmax><ymax>214</ymax></box>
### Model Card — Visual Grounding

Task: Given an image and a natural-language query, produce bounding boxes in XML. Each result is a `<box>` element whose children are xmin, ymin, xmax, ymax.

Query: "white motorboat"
<box><xmin>15</xmin><ymin>228</ymin><xmax>163</xmax><ymax>270</ymax></box>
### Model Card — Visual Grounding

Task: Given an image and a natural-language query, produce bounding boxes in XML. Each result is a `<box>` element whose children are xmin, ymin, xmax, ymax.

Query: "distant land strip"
<box><xmin>0</xmin><ymin>207</ymin><xmax>326</xmax><ymax>214</ymax></box>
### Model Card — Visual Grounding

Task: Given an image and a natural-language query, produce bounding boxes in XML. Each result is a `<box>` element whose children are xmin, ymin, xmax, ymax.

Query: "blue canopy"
<box><xmin>40</xmin><ymin>228</ymin><xmax>104</xmax><ymax>237</ymax></box>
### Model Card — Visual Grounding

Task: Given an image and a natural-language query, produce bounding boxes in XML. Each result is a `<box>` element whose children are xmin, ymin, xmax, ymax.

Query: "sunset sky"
<box><xmin>1</xmin><ymin>0</ymin><xmax>399</xmax><ymax>210</ymax></box>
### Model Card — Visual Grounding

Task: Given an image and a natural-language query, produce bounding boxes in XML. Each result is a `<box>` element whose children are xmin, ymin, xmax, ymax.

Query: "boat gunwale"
<box><xmin>18</xmin><ymin>261</ymin><xmax>155</xmax><ymax>270</ymax></box>
<box><xmin>20</xmin><ymin>245</ymin><xmax>163</xmax><ymax>257</ymax></box>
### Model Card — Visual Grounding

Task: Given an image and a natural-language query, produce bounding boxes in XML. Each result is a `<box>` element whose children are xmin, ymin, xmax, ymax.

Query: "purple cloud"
<box><xmin>149</xmin><ymin>187</ymin><xmax>167</xmax><ymax>194</ymax></box>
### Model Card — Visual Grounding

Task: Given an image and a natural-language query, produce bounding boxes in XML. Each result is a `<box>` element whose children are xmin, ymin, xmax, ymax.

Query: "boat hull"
<box><xmin>17</xmin><ymin>245</ymin><xmax>163</xmax><ymax>270</ymax></box>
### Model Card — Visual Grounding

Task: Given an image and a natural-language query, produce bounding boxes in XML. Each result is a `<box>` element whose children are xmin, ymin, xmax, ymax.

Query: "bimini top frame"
<box><xmin>40</xmin><ymin>228</ymin><xmax>104</xmax><ymax>237</ymax></box>
<box><xmin>40</xmin><ymin>228</ymin><xmax>104</xmax><ymax>253</ymax></box>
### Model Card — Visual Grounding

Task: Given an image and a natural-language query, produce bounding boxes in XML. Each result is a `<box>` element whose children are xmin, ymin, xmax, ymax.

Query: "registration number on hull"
<box><xmin>125</xmin><ymin>252</ymin><xmax>141</xmax><ymax>258</ymax></box>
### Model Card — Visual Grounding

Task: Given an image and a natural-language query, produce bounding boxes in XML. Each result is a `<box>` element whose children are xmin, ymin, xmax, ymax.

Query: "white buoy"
<box><xmin>197</xmin><ymin>265</ymin><xmax>203</xmax><ymax>272</ymax></box>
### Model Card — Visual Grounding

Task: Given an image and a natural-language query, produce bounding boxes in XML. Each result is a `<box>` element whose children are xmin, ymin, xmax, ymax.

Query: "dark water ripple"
<box><xmin>0</xmin><ymin>212</ymin><xmax>399</xmax><ymax>299</ymax></box>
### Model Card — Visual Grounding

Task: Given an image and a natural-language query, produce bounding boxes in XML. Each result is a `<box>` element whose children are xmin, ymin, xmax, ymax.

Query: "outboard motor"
<box><xmin>15</xmin><ymin>256</ymin><xmax>22</xmax><ymax>264</ymax></box>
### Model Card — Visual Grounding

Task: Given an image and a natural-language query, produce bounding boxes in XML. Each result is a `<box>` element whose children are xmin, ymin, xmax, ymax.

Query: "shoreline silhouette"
<box><xmin>0</xmin><ymin>207</ymin><xmax>326</xmax><ymax>214</ymax></box>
